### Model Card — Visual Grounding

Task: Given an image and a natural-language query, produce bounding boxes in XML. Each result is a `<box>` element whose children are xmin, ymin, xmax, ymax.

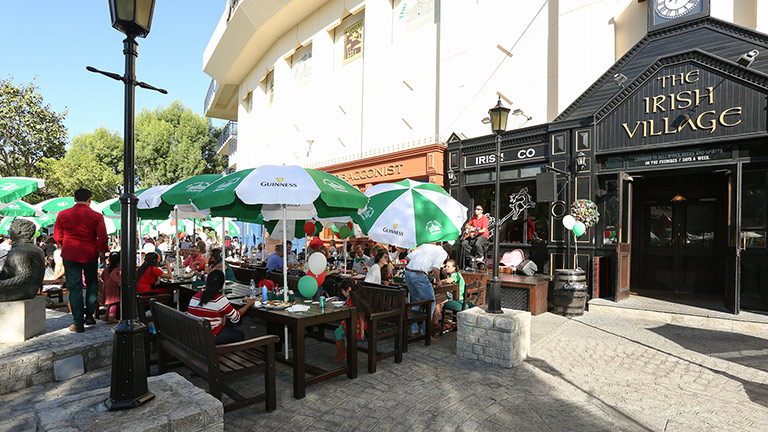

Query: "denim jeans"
<box><xmin>405</xmin><ymin>271</ymin><xmax>435</xmax><ymax>334</ymax></box>
<box><xmin>63</xmin><ymin>259</ymin><xmax>99</xmax><ymax>326</ymax></box>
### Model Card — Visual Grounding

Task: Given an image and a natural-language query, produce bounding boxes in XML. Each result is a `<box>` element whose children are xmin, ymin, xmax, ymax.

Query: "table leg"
<box><xmin>346</xmin><ymin>308</ymin><xmax>357</xmax><ymax>379</ymax></box>
<box><xmin>292</xmin><ymin>322</ymin><xmax>305</xmax><ymax>399</ymax></box>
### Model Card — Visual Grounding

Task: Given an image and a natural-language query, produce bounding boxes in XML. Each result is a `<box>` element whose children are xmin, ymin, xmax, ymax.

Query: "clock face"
<box><xmin>655</xmin><ymin>0</ymin><xmax>700</xmax><ymax>19</ymax></box>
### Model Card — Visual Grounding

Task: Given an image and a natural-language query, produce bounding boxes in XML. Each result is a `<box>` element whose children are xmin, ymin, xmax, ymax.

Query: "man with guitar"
<box><xmin>461</xmin><ymin>205</ymin><xmax>489</xmax><ymax>266</ymax></box>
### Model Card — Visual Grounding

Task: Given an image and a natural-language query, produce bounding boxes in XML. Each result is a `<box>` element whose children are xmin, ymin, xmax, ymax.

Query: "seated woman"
<box><xmin>364</xmin><ymin>251</ymin><xmax>391</xmax><ymax>285</ymax></box>
<box><xmin>41</xmin><ymin>249</ymin><xmax>65</xmax><ymax>291</ymax></box>
<box><xmin>188</xmin><ymin>270</ymin><xmax>256</xmax><ymax>345</ymax></box>
<box><xmin>206</xmin><ymin>248</ymin><xmax>236</xmax><ymax>282</ymax></box>
<box><xmin>136</xmin><ymin>251</ymin><xmax>172</xmax><ymax>295</ymax></box>
<box><xmin>100</xmin><ymin>251</ymin><xmax>121</xmax><ymax>324</ymax></box>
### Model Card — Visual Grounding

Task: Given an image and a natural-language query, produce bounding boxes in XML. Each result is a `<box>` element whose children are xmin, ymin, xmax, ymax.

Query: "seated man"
<box><xmin>266</xmin><ymin>244</ymin><xmax>284</xmax><ymax>272</ymax></box>
<box><xmin>461</xmin><ymin>205</ymin><xmax>489</xmax><ymax>267</ymax></box>
<box><xmin>182</xmin><ymin>246</ymin><xmax>206</xmax><ymax>272</ymax></box>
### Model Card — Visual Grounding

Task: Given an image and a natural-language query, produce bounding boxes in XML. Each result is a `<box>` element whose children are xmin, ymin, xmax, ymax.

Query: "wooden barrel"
<box><xmin>552</xmin><ymin>269</ymin><xmax>587</xmax><ymax>316</ymax></box>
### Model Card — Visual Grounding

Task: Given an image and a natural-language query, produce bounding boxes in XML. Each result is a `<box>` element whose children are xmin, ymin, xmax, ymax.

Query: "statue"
<box><xmin>0</xmin><ymin>219</ymin><xmax>45</xmax><ymax>302</ymax></box>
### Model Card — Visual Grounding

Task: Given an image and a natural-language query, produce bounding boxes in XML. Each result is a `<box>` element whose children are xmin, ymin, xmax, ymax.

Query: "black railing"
<box><xmin>204</xmin><ymin>79</ymin><xmax>218</xmax><ymax>114</ymax></box>
<box><xmin>217</xmin><ymin>120</ymin><xmax>238</xmax><ymax>154</ymax></box>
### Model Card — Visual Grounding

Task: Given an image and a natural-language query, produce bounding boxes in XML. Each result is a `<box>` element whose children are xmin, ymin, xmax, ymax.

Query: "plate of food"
<box><xmin>264</xmin><ymin>300</ymin><xmax>292</xmax><ymax>310</ymax></box>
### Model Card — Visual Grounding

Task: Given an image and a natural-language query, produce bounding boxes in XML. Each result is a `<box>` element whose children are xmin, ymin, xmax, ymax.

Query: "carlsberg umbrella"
<box><xmin>354</xmin><ymin>179</ymin><xmax>468</xmax><ymax>248</ymax></box>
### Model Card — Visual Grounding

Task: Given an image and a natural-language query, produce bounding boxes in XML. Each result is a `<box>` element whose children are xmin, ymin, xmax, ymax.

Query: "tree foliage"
<box><xmin>135</xmin><ymin>101</ymin><xmax>225</xmax><ymax>187</ymax></box>
<box><xmin>0</xmin><ymin>77</ymin><xmax>68</xmax><ymax>178</ymax></box>
<box><xmin>40</xmin><ymin>129</ymin><xmax>122</xmax><ymax>202</ymax></box>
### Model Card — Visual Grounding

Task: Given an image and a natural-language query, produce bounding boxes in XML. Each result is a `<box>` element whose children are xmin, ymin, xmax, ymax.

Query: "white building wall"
<box><xmin>217</xmin><ymin>0</ymin><xmax>768</xmax><ymax>169</ymax></box>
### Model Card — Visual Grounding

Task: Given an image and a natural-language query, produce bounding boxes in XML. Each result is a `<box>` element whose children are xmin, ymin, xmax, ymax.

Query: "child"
<box><xmin>435</xmin><ymin>259</ymin><xmax>466</xmax><ymax>330</ymax></box>
<box><xmin>332</xmin><ymin>280</ymin><xmax>366</xmax><ymax>363</ymax></box>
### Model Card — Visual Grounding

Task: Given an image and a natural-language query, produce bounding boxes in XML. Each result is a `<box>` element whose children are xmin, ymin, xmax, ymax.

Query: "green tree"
<box><xmin>135</xmin><ymin>101</ymin><xmax>224</xmax><ymax>187</ymax></box>
<box><xmin>0</xmin><ymin>77</ymin><xmax>68</xmax><ymax>177</ymax></box>
<box><xmin>40</xmin><ymin>130</ymin><xmax>123</xmax><ymax>202</ymax></box>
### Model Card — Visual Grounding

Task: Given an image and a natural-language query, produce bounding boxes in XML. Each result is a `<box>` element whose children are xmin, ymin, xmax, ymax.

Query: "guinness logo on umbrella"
<box><xmin>276</xmin><ymin>177</ymin><xmax>284</xmax><ymax>182</ymax></box>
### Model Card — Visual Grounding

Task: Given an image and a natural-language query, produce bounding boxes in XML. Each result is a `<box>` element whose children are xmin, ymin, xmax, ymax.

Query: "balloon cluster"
<box><xmin>298</xmin><ymin>252</ymin><xmax>328</xmax><ymax>299</ymax></box>
<box><xmin>331</xmin><ymin>222</ymin><xmax>354</xmax><ymax>239</ymax></box>
<box><xmin>562</xmin><ymin>199</ymin><xmax>599</xmax><ymax>237</ymax></box>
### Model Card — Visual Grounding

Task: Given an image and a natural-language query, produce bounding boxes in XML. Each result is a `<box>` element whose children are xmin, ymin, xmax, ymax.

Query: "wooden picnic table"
<box><xmin>246</xmin><ymin>303</ymin><xmax>358</xmax><ymax>399</ymax></box>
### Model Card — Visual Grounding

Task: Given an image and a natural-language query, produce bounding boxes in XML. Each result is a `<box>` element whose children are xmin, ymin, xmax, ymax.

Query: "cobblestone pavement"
<box><xmin>3</xmin><ymin>311</ymin><xmax>768</xmax><ymax>431</ymax></box>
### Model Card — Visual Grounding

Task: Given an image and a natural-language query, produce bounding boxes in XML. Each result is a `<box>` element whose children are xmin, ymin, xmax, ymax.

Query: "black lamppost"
<box><xmin>88</xmin><ymin>0</ymin><xmax>166</xmax><ymax>410</ymax></box>
<box><xmin>487</xmin><ymin>97</ymin><xmax>509</xmax><ymax>314</ymax></box>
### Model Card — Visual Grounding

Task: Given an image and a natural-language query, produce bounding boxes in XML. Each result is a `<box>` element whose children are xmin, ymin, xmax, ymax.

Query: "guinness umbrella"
<box><xmin>137</xmin><ymin>174</ymin><xmax>221</xmax><ymax>219</ymax></box>
<box><xmin>0</xmin><ymin>213</ymin><xmax>55</xmax><ymax>236</ymax></box>
<box><xmin>0</xmin><ymin>177</ymin><xmax>45</xmax><ymax>207</ymax></box>
<box><xmin>37</xmin><ymin>197</ymin><xmax>99</xmax><ymax>214</ymax></box>
<box><xmin>353</xmin><ymin>179</ymin><xmax>468</xmax><ymax>248</ymax></box>
<box><xmin>0</xmin><ymin>200</ymin><xmax>42</xmax><ymax>217</ymax></box>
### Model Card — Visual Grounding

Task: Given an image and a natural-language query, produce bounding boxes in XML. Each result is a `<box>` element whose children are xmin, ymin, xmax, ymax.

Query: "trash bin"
<box><xmin>552</xmin><ymin>269</ymin><xmax>587</xmax><ymax>316</ymax></box>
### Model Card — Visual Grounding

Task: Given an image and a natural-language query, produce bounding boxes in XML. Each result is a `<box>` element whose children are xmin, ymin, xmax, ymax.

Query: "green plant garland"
<box><xmin>570</xmin><ymin>199</ymin><xmax>600</xmax><ymax>228</ymax></box>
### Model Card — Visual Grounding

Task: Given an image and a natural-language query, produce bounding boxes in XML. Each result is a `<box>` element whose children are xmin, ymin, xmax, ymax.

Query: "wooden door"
<box><xmin>615</xmin><ymin>172</ymin><xmax>632</xmax><ymax>301</ymax></box>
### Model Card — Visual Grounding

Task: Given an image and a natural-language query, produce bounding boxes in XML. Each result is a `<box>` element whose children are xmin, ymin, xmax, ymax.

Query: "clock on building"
<box><xmin>647</xmin><ymin>0</ymin><xmax>709</xmax><ymax>31</ymax></box>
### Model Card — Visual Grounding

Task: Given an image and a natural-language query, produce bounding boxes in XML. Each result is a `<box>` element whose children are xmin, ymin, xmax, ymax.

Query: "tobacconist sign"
<box><xmin>464</xmin><ymin>144</ymin><xmax>546</xmax><ymax>168</ymax></box>
<box><xmin>626</xmin><ymin>147</ymin><xmax>730</xmax><ymax>168</ymax></box>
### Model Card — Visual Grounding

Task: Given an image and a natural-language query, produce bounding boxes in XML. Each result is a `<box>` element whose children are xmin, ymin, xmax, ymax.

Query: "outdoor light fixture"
<box><xmin>481</xmin><ymin>116</ymin><xmax>491</xmax><ymax>124</ymax></box>
<box><xmin>575</xmin><ymin>152</ymin><xmax>588</xmax><ymax>171</ymax></box>
<box><xmin>512</xmin><ymin>108</ymin><xmax>532</xmax><ymax>121</ymax></box>
<box><xmin>447</xmin><ymin>168</ymin><xmax>457</xmax><ymax>185</ymax></box>
<box><xmin>671</xmin><ymin>194</ymin><xmax>687</xmax><ymax>202</ymax></box>
<box><xmin>89</xmin><ymin>0</ymin><xmax>166</xmax><ymax>411</ymax></box>
<box><xmin>613</xmin><ymin>73</ymin><xmax>628</xmax><ymax>87</ymax></box>
<box><xmin>737</xmin><ymin>49</ymin><xmax>759</xmax><ymax>67</ymax></box>
<box><xmin>486</xmin><ymin>96</ymin><xmax>510</xmax><ymax>315</ymax></box>
<box><xmin>109</xmin><ymin>0</ymin><xmax>156</xmax><ymax>38</ymax></box>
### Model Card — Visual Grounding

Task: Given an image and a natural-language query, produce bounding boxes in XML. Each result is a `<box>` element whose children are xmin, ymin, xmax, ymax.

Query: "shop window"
<box><xmin>742</xmin><ymin>168</ymin><xmax>768</xmax><ymax>248</ymax></box>
<box><xmin>470</xmin><ymin>181</ymin><xmax>548</xmax><ymax>245</ymax></box>
<box><xmin>598</xmin><ymin>157</ymin><xmax>624</xmax><ymax>170</ymax></box>
<box><xmin>648</xmin><ymin>205</ymin><xmax>673</xmax><ymax>247</ymax></box>
<box><xmin>598</xmin><ymin>178</ymin><xmax>619</xmax><ymax>245</ymax></box>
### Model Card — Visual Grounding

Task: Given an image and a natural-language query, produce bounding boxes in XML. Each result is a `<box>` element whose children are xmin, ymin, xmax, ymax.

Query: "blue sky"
<box><xmin>0</xmin><ymin>1</ymin><xmax>225</xmax><ymax>142</ymax></box>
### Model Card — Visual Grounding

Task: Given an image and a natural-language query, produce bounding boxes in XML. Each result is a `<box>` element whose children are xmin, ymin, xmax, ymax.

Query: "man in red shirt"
<box><xmin>461</xmin><ymin>205</ymin><xmax>489</xmax><ymax>266</ymax></box>
<box><xmin>183</xmin><ymin>246</ymin><xmax>206</xmax><ymax>272</ymax></box>
<box><xmin>53</xmin><ymin>189</ymin><xmax>108</xmax><ymax>332</ymax></box>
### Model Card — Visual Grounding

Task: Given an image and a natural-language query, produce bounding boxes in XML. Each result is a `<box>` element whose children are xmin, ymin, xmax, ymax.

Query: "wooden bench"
<box><xmin>494</xmin><ymin>273</ymin><xmax>550</xmax><ymax>316</ymax></box>
<box><xmin>150</xmin><ymin>300</ymin><xmax>279</xmax><ymax>412</ymax></box>
<box><xmin>356</xmin><ymin>283</ymin><xmax>406</xmax><ymax>373</ymax></box>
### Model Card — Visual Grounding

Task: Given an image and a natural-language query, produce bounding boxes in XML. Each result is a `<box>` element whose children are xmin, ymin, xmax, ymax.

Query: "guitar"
<box><xmin>464</xmin><ymin>209</ymin><xmax>519</xmax><ymax>241</ymax></box>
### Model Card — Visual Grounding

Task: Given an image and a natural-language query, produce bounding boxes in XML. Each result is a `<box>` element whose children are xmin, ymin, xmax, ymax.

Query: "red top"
<box><xmin>467</xmin><ymin>214</ymin><xmax>490</xmax><ymax>238</ymax></box>
<box><xmin>183</xmin><ymin>254</ymin><xmax>206</xmax><ymax>271</ymax></box>
<box><xmin>137</xmin><ymin>266</ymin><xmax>164</xmax><ymax>293</ymax></box>
<box><xmin>53</xmin><ymin>203</ymin><xmax>108</xmax><ymax>263</ymax></box>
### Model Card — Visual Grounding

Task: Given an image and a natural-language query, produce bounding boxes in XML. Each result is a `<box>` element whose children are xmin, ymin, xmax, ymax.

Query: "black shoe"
<box><xmin>84</xmin><ymin>314</ymin><xmax>96</xmax><ymax>326</ymax></box>
<box><xmin>69</xmin><ymin>324</ymin><xmax>85</xmax><ymax>333</ymax></box>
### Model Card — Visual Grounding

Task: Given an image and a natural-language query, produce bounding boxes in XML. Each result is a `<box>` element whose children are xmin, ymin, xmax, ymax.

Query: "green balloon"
<box><xmin>339</xmin><ymin>225</ymin><xmax>352</xmax><ymax>239</ymax></box>
<box><xmin>298</xmin><ymin>275</ymin><xmax>318</xmax><ymax>299</ymax></box>
<box><xmin>314</xmin><ymin>222</ymin><xmax>323</xmax><ymax>236</ymax></box>
<box><xmin>573</xmin><ymin>222</ymin><xmax>586</xmax><ymax>237</ymax></box>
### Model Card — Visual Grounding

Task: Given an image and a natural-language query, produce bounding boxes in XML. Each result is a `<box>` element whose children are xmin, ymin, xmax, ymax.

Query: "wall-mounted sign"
<box><xmin>464</xmin><ymin>144</ymin><xmax>546</xmax><ymax>168</ymax></box>
<box><xmin>336</xmin><ymin>164</ymin><xmax>405</xmax><ymax>182</ymax></box>
<box><xmin>626</xmin><ymin>147</ymin><xmax>730</xmax><ymax>168</ymax></box>
<box><xmin>596</xmin><ymin>62</ymin><xmax>767</xmax><ymax>152</ymax></box>
<box><xmin>343</xmin><ymin>20</ymin><xmax>364</xmax><ymax>65</ymax></box>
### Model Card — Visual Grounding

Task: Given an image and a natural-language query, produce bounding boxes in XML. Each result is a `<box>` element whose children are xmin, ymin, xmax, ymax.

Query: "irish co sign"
<box><xmin>464</xmin><ymin>144</ymin><xmax>546</xmax><ymax>168</ymax></box>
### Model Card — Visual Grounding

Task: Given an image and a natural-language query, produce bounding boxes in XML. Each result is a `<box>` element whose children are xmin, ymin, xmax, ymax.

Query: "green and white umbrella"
<box><xmin>191</xmin><ymin>165</ymin><xmax>367</xmax><ymax>221</ymax></box>
<box><xmin>0</xmin><ymin>214</ymin><xmax>54</xmax><ymax>236</ymax></box>
<box><xmin>0</xmin><ymin>177</ymin><xmax>45</xmax><ymax>206</ymax></box>
<box><xmin>37</xmin><ymin>197</ymin><xmax>99</xmax><ymax>214</ymax></box>
<box><xmin>137</xmin><ymin>175</ymin><xmax>221</xmax><ymax>219</ymax></box>
<box><xmin>0</xmin><ymin>200</ymin><xmax>42</xmax><ymax>217</ymax></box>
<box><xmin>202</xmin><ymin>218</ymin><xmax>240</xmax><ymax>237</ymax></box>
<box><xmin>354</xmin><ymin>179</ymin><xmax>468</xmax><ymax>248</ymax></box>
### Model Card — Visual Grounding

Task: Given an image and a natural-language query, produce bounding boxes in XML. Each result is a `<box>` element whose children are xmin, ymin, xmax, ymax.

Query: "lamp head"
<box><xmin>613</xmin><ymin>73</ymin><xmax>628</xmax><ymax>87</ymax></box>
<box><xmin>488</xmin><ymin>96</ymin><xmax>510</xmax><ymax>135</ymax></box>
<box><xmin>575</xmin><ymin>152</ymin><xmax>587</xmax><ymax>171</ymax></box>
<box><xmin>109</xmin><ymin>0</ymin><xmax>156</xmax><ymax>38</ymax></box>
<box><xmin>737</xmin><ymin>49</ymin><xmax>759</xmax><ymax>68</ymax></box>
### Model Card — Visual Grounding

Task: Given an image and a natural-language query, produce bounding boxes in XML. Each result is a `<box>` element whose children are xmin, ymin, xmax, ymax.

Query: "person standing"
<box><xmin>53</xmin><ymin>188</ymin><xmax>108</xmax><ymax>332</ymax></box>
<box><xmin>461</xmin><ymin>205</ymin><xmax>489</xmax><ymax>265</ymax></box>
<box><xmin>405</xmin><ymin>242</ymin><xmax>447</xmax><ymax>336</ymax></box>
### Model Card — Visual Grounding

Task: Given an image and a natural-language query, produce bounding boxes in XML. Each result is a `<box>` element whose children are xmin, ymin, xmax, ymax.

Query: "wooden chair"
<box><xmin>403</xmin><ymin>295</ymin><xmax>434</xmax><ymax>353</ymax></box>
<box><xmin>355</xmin><ymin>283</ymin><xmax>406</xmax><ymax>373</ymax></box>
<box><xmin>151</xmin><ymin>300</ymin><xmax>279</xmax><ymax>412</ymax></box>
<box><xmin>461</xmin><ymin>271</ymin><xmax>488</xmax><ymax>306</ymax></box>
<box><xmin>439</xmin><ymin>280</ymin><xmax>483</xmax><ymax>335</ymax></box>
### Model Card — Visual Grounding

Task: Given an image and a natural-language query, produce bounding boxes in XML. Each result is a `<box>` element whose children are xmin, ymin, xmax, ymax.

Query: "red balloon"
<box><xmin>178</xmin><ymin>232</ymin><xmax>186</xmax><ymax>239</ymax></box>
<box><xmin>347</xmin><ymin>221</ymin><xmax>354</xmax><ymax>230</ymax></box>
<box><xmin>308</xmin><ymin>269</ymin><xmax>326</xmax><ymax>286</ymax></box>
<box><xmin>304</xmin><ymin>221</ymin><xmax>315</xmax><ymax>236</ymax></box>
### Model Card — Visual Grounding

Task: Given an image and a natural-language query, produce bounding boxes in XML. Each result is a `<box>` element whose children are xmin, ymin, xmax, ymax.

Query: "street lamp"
<box><xmin>487</xmin><ymin>97</ymin><xmax>509</xmax><ymax>314</ymax></box>
<box><xmin>88</xmin><ymin>0</ymin><xmax>166</xmax><ymax>411</ymax></box>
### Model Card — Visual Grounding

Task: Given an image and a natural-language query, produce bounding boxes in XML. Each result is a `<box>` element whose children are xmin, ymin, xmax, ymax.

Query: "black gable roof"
<box><xmin>554</xmin><ymin>18</ymin><xmax>768</xmax><ymax>123</ymax></box>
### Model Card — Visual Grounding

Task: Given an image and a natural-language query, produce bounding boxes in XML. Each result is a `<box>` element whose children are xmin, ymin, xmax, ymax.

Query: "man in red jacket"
<box><xmin>53</xmin><ymin>189</ymin><xmax>108</xmax><ymax>332</ymax></box>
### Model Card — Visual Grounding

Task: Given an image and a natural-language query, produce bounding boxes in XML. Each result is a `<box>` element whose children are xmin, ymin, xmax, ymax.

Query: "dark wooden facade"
<box><xmin>447</xmin><ymin>17</ymin><xmax>768</xmax><ymax>313</ymax></box>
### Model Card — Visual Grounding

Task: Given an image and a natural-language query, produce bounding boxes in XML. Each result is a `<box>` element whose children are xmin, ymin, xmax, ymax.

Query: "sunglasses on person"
<box><xmin>475</xmin><ymin>207</ymin><xmax>483</xmax><ymax>211</ymax></box>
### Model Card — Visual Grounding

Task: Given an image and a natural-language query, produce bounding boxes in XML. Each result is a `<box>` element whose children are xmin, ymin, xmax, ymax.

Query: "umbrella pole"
<box><xmin>222</xmin><ymin>217</ymin><xmax>226</xmax><ymax>257</ymax></box>
<box><xmin>343</xmin><ymin>238</ymin><xmax>348</xmax><ymax>275</ymax></box>
<box><xmin>282</xmin><ymin>205</ymin><xmax>289</xmax><ymax>359</ymax></box>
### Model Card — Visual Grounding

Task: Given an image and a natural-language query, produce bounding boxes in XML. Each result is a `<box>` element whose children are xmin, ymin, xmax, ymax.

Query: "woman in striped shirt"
<box><xmin>188</xmin><ymin>270</ymin><xmax>256</xmax><ymax>345</ymax></box>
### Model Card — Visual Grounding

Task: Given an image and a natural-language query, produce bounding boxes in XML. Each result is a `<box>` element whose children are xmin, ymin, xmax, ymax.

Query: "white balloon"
<box><xmin>307</xmin><ymin>252</ymin><xmax>327</xmax><ymax>275</ymax></box>
<box><xmin>562</xmin><ymin>215</ymin><xmax>576</xmax><ymax>230</ymax></box>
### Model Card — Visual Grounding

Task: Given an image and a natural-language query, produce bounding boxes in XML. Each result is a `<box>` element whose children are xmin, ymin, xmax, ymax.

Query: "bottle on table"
<box><xmin>249</xmin><ymin>279</ymin><xmax>256</xmax><ymax>298</ymax></box>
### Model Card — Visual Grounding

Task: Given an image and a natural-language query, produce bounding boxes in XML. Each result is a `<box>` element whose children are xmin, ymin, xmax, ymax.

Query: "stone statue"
<box><xmin>0</xmin><ymin>219</ymin><xmax>45</xmax><ymax>302</ymax></box>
